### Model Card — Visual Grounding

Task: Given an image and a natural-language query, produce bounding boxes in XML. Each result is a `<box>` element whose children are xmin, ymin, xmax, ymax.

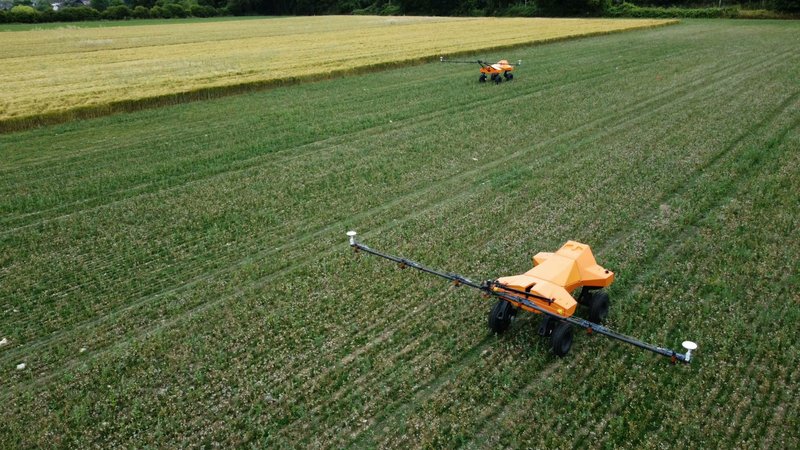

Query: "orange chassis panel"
<box><xmin>492</xmin><ymin>241</ymin><xmax>614</xmax><ymax>318</ymax></box>
<box><xmin>479</xmin><ymin>60</ymin><xmax>515</xmax><ymax>74</ymax></box>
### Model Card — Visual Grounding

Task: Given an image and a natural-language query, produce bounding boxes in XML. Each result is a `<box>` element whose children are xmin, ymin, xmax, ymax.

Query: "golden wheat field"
<box><xmin>0</xmin><ymin>16</ymin><xmax>675</xmax><ymax>129</ymax></box>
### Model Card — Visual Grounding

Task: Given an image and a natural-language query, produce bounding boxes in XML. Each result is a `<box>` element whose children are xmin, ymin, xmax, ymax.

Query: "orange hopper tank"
<box><xmin>492</xmin><ymin>241</ymin><xmax>614</xmax><ymax>318</ymax></box>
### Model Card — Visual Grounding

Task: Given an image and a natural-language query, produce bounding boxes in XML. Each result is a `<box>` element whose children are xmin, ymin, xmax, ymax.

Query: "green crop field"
<box><xmin>1</xmin><ymin>19</ymin><xmax>798</xmax><ymax>448</ymax></box>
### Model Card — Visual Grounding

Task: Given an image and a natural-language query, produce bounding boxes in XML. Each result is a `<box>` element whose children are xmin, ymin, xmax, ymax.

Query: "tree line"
<box><xmin>227</xmin><ymin>0</ymin><xmax>799</xmax><ymax>15</ymax></box>
<box><xmin>1</xmin><ymin>0</ymin><xmax>798</xmax><ymax>24</ymax></box>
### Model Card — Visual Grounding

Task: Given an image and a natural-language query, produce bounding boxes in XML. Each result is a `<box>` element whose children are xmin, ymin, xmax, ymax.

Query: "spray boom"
<box><xmin>346</xmin><ymin>231</ymin><xmax>696</xmax><ymax>364</ymax></box>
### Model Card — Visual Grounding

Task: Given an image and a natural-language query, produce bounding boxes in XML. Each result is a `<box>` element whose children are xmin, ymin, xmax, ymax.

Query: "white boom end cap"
<box><xmin>682</xmin><ymin>341</ymin><xmax>698</xmax><ymax>362</ymax></box>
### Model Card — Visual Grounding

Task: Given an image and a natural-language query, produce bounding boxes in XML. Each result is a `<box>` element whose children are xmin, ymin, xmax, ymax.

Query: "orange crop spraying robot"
<box><xmin>440</xmin><ymin>56</ymin><xmax>521</xmax><ymax>83</ymax></box>
<box><xmin>487</xmin><ymin>241</ymin><xmax>614</xmax><ymax>355</ymax></box>
<box><xmin>347</xmin><ymin>231</ymin><xmax>697</xmax><ymax>363</ymax></box>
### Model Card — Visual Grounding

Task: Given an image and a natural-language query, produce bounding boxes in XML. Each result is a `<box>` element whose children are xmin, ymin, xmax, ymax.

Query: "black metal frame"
<box><xmin>350</xmin><ymin>238</ymin><xmax>691</xmax><ymax>364</ymax></box>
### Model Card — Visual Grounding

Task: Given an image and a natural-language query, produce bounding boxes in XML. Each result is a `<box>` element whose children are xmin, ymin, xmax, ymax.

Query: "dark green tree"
<box><xmin>91</xmin><ymin>0</ymin><xmax>110</xmax><ymax>11</ymax></box>
<box><xmin>132</xmin><ymin>4</ymin><xmax>150</xmax><ymax>16</ymax></box>
<box><xmin>772</xmin><ymin>0</ymin><xmax>800</xmax><ymax>12</ymax></box>
<box><xmin>537</xmin><ymin>0</ymin><xmax>609</xmax><ymax>15</ymax></box>
<box><xmin>102</xmin><ymin>4</ymin><xmax>132</xmax><ymax>18</ymax></box>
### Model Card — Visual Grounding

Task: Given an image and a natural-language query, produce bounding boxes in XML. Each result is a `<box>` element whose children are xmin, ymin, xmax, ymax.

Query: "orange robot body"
<box><xmin>493</xmin><ymin>241</ymin><xmax>614</xmax><ymax>318</ymax></box>
<box><xmin>478</xmin><ymin>59</ymin><xmax>515</xmax><ymax>83</ymax></box>
<box><xmin>479</xmin><ymin>60</ymin><xmax>515</xmax><ymax>75</ymax></box>
<box><xmin>440</xmin><ymin>57</ymin><xmax>518</xmax><ymax>83</ymax></box>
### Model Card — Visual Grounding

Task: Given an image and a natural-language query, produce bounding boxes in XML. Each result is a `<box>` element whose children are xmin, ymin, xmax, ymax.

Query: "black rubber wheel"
<box><xmin>589</xmin><ymin>290</ymin><xmax>610</xmax><ymax>323</ymax></box>
<box><xmin>576</xmin><ymin>288</ymin><xmax>592</xmax><ymax>307</ymax></box>
<box><xmin>488</xmin><ymin>300</ymin><xmax>514</xmax><ymax>334</ymax></box>
<box><xmin>490</xmin><ymin>73</ymin><xmax>498</xmax><ymax>82</ymax></box>
<box><xmin>494</xmin><ymin>75</ymin><xmax>502</xmax><ymax>84</ymax></box>
<box><xmin>551</xmin><ymin>322</ymin><xmax>573</xmax><ymax>357</ymax></box>
<box><xmin>479</xmin><ymin>74</ymin><xmax>487</xmax><ymax>83</ymax></box>
<box><xmin>504</xmin><ymin>71</ymin><xmax>513</xmax><ymax>81</ymax></box>
<box><xmin>538</xmin><ymin>316</ymin><xmax>557</xmax><ymax>337</ymax></box>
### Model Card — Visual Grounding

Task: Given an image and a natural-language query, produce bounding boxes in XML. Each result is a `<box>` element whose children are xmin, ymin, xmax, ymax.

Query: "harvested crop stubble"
<box><xmin>0</xmin><ymin>16</ymin><xmax>674</xmax><ymax>130</ymax></box>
